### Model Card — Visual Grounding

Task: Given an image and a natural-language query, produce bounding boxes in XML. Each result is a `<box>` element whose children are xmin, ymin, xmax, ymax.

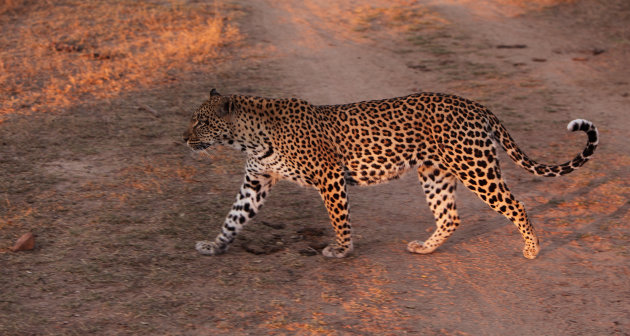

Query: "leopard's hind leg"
<box><xmin>452</xmin><ymin>144</ymin><xmax>540</xmax><ymax>259</ymax></box>
<box><xmin>408</xmin><ymin>163</ymin><xmax>461</xmax><ymax>254</ymax></box>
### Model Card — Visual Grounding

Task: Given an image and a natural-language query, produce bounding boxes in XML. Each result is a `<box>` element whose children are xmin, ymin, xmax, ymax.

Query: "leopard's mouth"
<box><xmin>188</xmin><ymin>141</ymin><xmax>212</xmax><ymax>151</ymax></box>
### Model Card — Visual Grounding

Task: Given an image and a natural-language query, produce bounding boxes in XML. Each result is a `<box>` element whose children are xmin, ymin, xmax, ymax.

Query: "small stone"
<box><xmin>308</xmin><ymin>241</ymin><xmax>328</xmax><ymax>250</ymax></box>
<box><xmin>592</xmin><ymin>48</ymin><xmax>605</xmax><ymax>56</ymax></box>
<box><xmin>497</xmin><ymin>44</ymin><xmax>527</xmax><ymax>49</ymax></box>
<box><xmin>10</xmin><ymin>232</ymin><xmax>35</xmax><ymax>252</ymax></box>
<box><xmin>261</xmin><ymin>221</ymin><xmax>286</xmax><ymax>229</ymax></box>
<box><xmin>298</xmin><ymin>247</ymin><xmax>318</xmax><ymax>256</ymax></box>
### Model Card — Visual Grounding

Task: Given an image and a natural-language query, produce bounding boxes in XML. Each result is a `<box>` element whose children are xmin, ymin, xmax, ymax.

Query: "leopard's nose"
<box><xmin>183</xmin><ymin>130</ymin><xmax>190</xmax><ymax>143</ymax></box>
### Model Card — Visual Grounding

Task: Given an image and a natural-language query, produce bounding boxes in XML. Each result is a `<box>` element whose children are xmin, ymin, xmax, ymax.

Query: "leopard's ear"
<box><xmin>217</xmin><ymin>96</ymin><xmax>233</xmax><ymax>119</ymax></box>
<box><xmin>211</xmin><ymin>89</ymin><xmax>233</xmax><ymax>121</ymax></box>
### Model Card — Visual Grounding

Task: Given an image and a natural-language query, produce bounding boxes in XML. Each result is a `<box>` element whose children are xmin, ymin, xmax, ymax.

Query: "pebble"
<box><xmin>10</xmin><ymin>232</ymin><xmax>35</xmax><ymax>252</ymax></box>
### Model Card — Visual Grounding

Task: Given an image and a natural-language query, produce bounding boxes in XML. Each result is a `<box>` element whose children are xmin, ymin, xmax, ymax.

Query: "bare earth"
<box><xmin>1</xmin><ymin>0</ymin><xmax>629</xmax><ymax>335</ymax></box>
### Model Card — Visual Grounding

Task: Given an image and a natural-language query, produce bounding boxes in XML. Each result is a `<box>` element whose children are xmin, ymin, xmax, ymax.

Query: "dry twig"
<box><xmin>137</xmin><ymin>102</ymin><xmax>160</xmax><ymax>118</ymax></box>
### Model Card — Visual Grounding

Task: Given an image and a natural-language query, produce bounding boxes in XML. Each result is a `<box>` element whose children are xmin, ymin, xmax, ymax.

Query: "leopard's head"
<box><xmin>183</xmin><ymin>89</ymin><xmax>233</xmax><ymax>151</ymax></box>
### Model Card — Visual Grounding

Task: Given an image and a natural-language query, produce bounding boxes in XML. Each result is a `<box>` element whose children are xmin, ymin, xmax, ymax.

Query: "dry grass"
<box><xmin>497</xmin><ymin>0</ymin><xmax>575</xmax><ymax>10</ymax></box>
<box><xmin>450</xmin><ymin>0</ymin><xmax>577</xmax><ymax>17</ymax></box>
<box><xmin>294</xmin><ymin>0</ymin><xmax>448</xmax><ymax>44</ymax></box>
<box><xmin>350</xmin><ymin>2</ymin><xmax>449</xmax><ymax>33</ymax></box>
<box><xmin>0</xmin><ymin>0</ymin><xmax>241</xmax><ymax>116</ymax></box>
<box><xmin>0</xmin><ymin>195</ymin><xmax>33</xmax><ymax>231</ymax></box>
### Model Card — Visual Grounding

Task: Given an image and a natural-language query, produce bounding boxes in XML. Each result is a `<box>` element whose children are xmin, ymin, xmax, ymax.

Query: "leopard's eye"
<box><xmin>193</xmin><ymin>118</ymin><xmax>208</xmax><ymax>127</ymax></box>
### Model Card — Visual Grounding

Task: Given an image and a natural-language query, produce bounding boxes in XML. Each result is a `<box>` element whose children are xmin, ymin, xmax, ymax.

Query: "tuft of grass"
<box><xmin>351</xmin><ymin>3</ymin><xmax>448</xmax><ymax>33</ymax></box>
<box><xmin>0</xmin><ymin>0</ymin><xmax>242</xmax><ymax>116</ymax></box>
<box><xmin>0</xmin><ymin>201</ymin><xmax>33</xmax><ymax>230</ymax></box>
<box><xmin>496</xmin><ymin>0</ymin><xmax>576</xmax><ymax>13</ymax></box>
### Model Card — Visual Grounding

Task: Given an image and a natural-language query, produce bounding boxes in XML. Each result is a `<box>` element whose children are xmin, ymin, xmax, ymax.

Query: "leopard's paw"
<box><xmin>522</xmin><ymin>243</ymin><xmax>540</xmax><ymax>260</ymax></box>
<box><xmin>407</xmin><ymin>240</ymin><xmax>438</xmax><ymax>254</ymax></box>
<box><xmin>322</xmin><ymin>242</ymin><xmax>353</xmax><ymax>258</ymax></box>
<box><xmin>196</xmin><ymin>241</ymin><xmax>226</xmax><ymax>256</ymax></box>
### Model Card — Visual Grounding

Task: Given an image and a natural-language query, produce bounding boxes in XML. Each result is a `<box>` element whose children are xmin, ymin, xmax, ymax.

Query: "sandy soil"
<box><xmin>1</xmin><ymin>0</ymin><xmax>629</xmax><ymax>335</ymax></box>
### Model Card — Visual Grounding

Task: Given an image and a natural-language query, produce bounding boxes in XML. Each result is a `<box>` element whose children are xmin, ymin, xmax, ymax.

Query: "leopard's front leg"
<box><xmin>318</xmin><ymin>168</ymin><xmax>353</xmax><ymax>258</ymax></box>
<box><xmin>196</xmin><ymin>171</ymin><xmax>276</xmax><ymax>255</ymax></box>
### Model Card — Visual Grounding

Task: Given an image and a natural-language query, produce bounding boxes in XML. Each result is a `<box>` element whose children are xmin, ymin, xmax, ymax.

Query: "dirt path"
<box><xmin>1</xmin><ymin>0</ymin><xmax>629</xmax><ymax>335</ymax></box>
<box><xmin>238</xmin><ymin>0</ymin><xmax>423</xmax><ymax>103</ymax></box>
<box><xmin>220</xmin><ymin>0</ymin><xmax>630</xmax><ymax>334</ymax></box>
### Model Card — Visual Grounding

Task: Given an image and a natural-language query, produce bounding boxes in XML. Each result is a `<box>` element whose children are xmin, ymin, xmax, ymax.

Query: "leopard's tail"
<box><xmin>491</xmin><ymin>117</ymin><xmax>599</xmax><ymax>177</ymax></box>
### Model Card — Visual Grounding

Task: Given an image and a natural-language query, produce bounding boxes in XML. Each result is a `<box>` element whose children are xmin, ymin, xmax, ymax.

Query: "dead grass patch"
<box><xmin>497</xmin><ymin>0</ymin><xmax>576</xmax><ymax>12</ymax></box>
<box><xmin>350</xmin><ymin>2</ymin><xmax>449</xmax><ymax>33</ymax></box>
<box><xmin>120</xmin><ymin>160</ymin><xmax>199</xmax><ymax>194</ymax></box>
<box><xmin>0</xmin><ymin>0</ymin><xmax>242</xmax><ymax>116</ymax></box>
<box><xmin>0</xmin><ymin>196</ymin><xmax>34</xmax><ymax>231</ymax></box>
<box><xmin>296</xmin><ymin>0</ymin><xmax>448</xmax><ymax>43</ymax></box>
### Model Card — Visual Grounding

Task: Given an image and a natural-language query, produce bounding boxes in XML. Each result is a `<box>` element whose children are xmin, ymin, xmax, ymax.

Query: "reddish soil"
<box><xmin>1</xmin><ymin>0</ymin><xmax>629</xmax><ymax>335</ymax></box>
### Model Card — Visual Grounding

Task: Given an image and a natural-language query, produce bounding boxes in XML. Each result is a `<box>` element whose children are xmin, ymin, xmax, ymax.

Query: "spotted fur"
<box><xmin>184</xmin><ymin>89</ymin><xmax>598</xmax><ymax>259</ymax></box>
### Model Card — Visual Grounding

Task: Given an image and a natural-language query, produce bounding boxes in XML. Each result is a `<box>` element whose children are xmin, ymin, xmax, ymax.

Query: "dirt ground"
<box><xmin>1</xmin><ymin>0</ymin><xmax>629</xmax><ymax>335</ymax></box>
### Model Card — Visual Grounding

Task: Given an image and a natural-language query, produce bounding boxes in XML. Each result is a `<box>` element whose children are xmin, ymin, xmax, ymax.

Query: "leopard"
<box><xmin>183</xmin><ymin>89</ymin><xmax>598</xmax><ymax>259</ymax></box>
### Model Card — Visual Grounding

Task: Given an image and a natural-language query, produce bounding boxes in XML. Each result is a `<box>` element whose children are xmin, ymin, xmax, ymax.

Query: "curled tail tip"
<box><xmin>567</xmin><ymin>119</ymin><xmax>599</xmax><ymax>145</ymax></box>
<box><xmin>568</xmin><ymin>118</ymin><xmax>594</xmax><ymax>131</ymax></box>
